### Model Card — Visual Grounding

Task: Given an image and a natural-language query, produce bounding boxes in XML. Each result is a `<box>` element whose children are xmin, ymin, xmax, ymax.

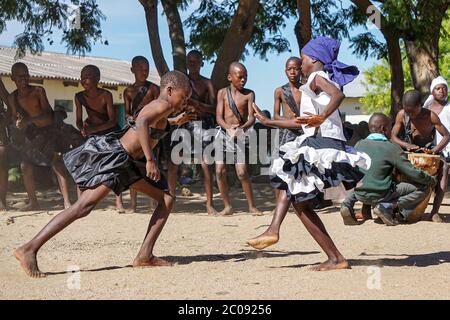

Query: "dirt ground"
<box><xmin>0</xmin><ymin>184</ymin><xmax>449</xmax><ymax>300</ymax></box>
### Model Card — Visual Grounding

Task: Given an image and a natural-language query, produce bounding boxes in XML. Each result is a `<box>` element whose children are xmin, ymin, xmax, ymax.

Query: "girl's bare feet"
<box><xmin>310</xmin><ymin>258</ymin><xmax>350</xmax><ymax>271</ymax></box>
<box><xmin>14</xmin><ymin>246</ymin><xmax>46</xmax><ymax>278</ymax></box>
<box><xmin>247</xmin><ymin>232</ymin><xmax>279</xmax><ymax>250</ymax></box>
<box><xmin>133</xmin><ymin>255</ymin><xmax>173</xmax><ymax>267</ymax></box>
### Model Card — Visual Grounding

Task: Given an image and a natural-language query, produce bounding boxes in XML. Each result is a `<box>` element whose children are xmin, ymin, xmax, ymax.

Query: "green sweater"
<box><xmin>354</xmin><ymin>139</ymin><xmax>433</xmax><ymax>201</ymax></box>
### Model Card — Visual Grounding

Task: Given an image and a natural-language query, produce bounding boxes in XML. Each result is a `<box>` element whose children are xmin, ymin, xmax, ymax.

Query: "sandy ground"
<box><xmin>1</xmin><ymin>184</ymin><xmax>449</xmax><ymax>300</ymax></box>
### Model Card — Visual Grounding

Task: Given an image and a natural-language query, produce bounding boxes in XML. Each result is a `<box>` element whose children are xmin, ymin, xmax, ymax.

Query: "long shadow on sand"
<box><xmin>43</xmin><ymin>250</ymin><xmax>320</xmax><ymax>276</ymax></box>
<box><xmin>162</xmin><ymin>249</ymin><xmax>320</xmax><ymax>265</ymax></box>
<box><xmin>270</xmin><ymin>251</ymin><xmax>450</xmax><ymax>269</ymax></box>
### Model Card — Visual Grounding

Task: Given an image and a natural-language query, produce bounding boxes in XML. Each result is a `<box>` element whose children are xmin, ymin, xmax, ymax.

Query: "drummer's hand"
<box><xmin>405</xmin><ymin>144</ymin><xmax>420</xmax><ymax>152</ymax></box>
<box><xmin>146</xmin><ymin>159</ymin><xmax>160</xmax><ymax>182</ymax></box>
<box><xmin>429</xmin><ymin>147</ymin><xmax>440</xmax><ymax>155</ymax></box>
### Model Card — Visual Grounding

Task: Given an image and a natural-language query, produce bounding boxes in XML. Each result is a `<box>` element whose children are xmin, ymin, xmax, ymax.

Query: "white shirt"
<box><xmin>425</xmin><ymin>100</ymin><xmax>450</xmax><ymax>157</ymax></box>
<box><xmin>299</xmin><ymin>71</ymin><xmax>347</xmax><ymax>141</ymax></box>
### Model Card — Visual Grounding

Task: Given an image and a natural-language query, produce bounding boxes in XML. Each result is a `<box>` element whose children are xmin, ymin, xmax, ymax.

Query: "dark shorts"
<box><xmin>63</xmin><ymin>133</ymin><xmax>169</xmax><ymax>196</ymax></box>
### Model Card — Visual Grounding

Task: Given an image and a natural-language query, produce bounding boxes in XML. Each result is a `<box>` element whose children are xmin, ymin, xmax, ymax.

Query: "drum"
<box><xmin>396</xmin><ymin>152</ymin><xmax>441</xmax><ymax>222</ymax></box>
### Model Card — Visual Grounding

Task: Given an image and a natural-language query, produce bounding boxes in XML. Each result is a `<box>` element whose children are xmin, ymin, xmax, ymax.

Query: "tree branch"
<box><xmin>161</xmin><ymin>0</ymin><xmax>187</xmax><ymax>73</ymax></box>
<box><xmin>139</xmin><ymin>0</ymin><xmax>170</xmax><ymax>76</ymax></box>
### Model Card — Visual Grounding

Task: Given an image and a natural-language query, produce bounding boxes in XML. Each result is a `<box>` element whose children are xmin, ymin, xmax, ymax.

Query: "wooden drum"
<box><xmin>396</xmin><ymin>153</ymin><xmax>441</xmax><ymax>222</ymax></box>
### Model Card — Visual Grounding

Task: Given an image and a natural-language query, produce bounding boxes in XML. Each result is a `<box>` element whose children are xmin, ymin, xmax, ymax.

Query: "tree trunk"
<box><xmin>385</xmin><ymin>31</ymin><xmax>404</xmax><ymax>118</ymax></box>
<box><xmin>139</xmin><ymin>0</ymin><xmax>169</xmax><ymax>76</ymax></box>
<box><xmin>351</xmin><ymin>0</ymin><xmax>405</xmax><ymax>118</ymax></box>
<box><xmin>294</xmin><ymin>0</ymin><xmax>312</xmax><ymax>54</ymax></box>
<box><xmin>405</xmin><ymin>40</ymin><xmax>440</xmax><ymax>100</ymax></box>
<box><xmin>161</xmin><ymin>0</ymin><xmax>187</xmax><ymax>74</ymax></box>
<box><xmin>211</xmin><ymin>0</ymin><xmax>259</xmax><ymax>90</ymax></box>
<box><xmin>403</xmin><ymin>0</ymin><xmax>448</xmax><ymax>100</ymax></box>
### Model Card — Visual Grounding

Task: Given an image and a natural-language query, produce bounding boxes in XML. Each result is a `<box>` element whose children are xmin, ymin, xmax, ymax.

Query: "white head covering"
<box><xmin>423</xmin><ymin>76</ymin><xmax>448</xmax><ymax>108</ymax></box>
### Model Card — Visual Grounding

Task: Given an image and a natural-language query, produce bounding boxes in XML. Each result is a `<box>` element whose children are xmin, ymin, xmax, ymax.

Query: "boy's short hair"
<box><xmin>228</xmin><ymin>61</ymin><xmax>247</xmax><ymax>74</ymax></box>
<box><xmin>160</xmin><ymin>70</ymin><xmax>190</xmax><ymax>91</ymax></box>
<box><xmin>132</xmin><ymin>56</ymin><xmax>149</xmax><ymax>66</ymax></box>
<box><xmin>403</xmin><ymin>90</ymin><xmax>421</xmax><ymax>107</ymax></box>
<box><xmin>187</xmin><ymin>50</ymin><xmax>203</xmax><ymax>60</ymax></box>
<box><xmin>11</xmin><ymin>62</ymin><xmax>29</xmax><ymax>75</ymax></box>
<box><xmin>286</xmin><ymin>56</ymin><xmax>301</xmax><ymax>66</ymax></box>
<box><xmin>81</xmin><ymin>65</ymin><xmax>101</xmax><ymax>78</ymax></box>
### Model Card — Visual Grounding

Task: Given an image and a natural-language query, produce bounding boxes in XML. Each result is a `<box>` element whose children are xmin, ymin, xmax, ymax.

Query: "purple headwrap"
<box><xmin>301</xmin><ymin>36</ymin><xmax>360</xmax><ymax>87</ymax></box>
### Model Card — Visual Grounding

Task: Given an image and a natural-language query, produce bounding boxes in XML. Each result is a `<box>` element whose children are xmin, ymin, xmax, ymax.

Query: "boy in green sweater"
<box><xmin>340</xmin><ymin>113</ymin><xmax>436</xmax><ymax>226</ymax></box>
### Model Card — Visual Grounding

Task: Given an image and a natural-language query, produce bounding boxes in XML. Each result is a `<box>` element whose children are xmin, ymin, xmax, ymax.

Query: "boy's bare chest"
<box><xmin>410</xmin><ymin>118</ymin><xmax>434</xmax><ymax>137</ymax></box>
<box><xmin>17</xmin><ymin>94</ymin><xmax>42</xmax><ymax>116</ymax></box>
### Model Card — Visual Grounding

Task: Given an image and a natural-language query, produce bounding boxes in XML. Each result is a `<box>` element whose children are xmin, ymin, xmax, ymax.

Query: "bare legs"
<box><xmin>201</xmin><ymin>159</ymin><xmax>219</xmax><ymax>216</ymax></box>
<box><xmin>292</xmin><ymin>201</ymin><xmax>349</xmax><ymax>271</ymax></box>
<box><xmin>0</xmin><ymin>146</ymin><xmax>8</xmax><ymax>211</ymax></box>
<box><xmin>215</xmin><ymin>162</ymin><xmax>234</xmax><ymax>216</ymax></box>
<box><xmin>14</xmin><ymin>185</ymin><xmax>111</xmax><ymax>277</ymax></box>
<box><xmin>248</xmin><ymin>190</ymin><xmax>349</xmax><ymax>271</ymax></box>
<box><xmin>215</xmin><ymin>163</ymin><xmax>262</xmax><ymax>216</ymax></box>
<box><xmin>247</xmin><ymin>190</ymin><xmax>291</xmax><ymax>249</ymax></box>
<box><xmin>429</xmin><ymin>160</ymin><xmax>447</xmax><ymax>223</ymax></box>
<box><xmin>51</xmin><ymin>154</ymin><xmax>71</xmax><ymax>209</ymax></box>
<box><xmin>14</xmin><ymin>178</ymin><xmax>175</xmax><ymax>278</ymax></box>
<box><xmin>20</xmin><ymin>161</ymin><xmax>39</xmax><ymax>211</ymax></box>
<box><xmin>129</xmin><ymin>179</ymin><xmax>175</xmax><ymax>267</ymax></box>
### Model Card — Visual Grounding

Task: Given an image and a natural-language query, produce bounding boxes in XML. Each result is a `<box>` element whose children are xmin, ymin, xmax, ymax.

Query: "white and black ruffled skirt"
<box><xmin>270</xmin><ymin>134</ymin><xmax>371</xmax><ymax>203</ymax></box>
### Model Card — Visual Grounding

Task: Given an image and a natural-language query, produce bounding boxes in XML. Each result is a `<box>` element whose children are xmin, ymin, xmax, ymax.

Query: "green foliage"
<box><xmin>0</xmin><ymin>0</ymin><xmax>106</xmax><ymax>58</ymax></box>
<box><xmin>360</xmin><ymin>15</ymin><xmax>449</xmax><ymax>115</ymax></box>
<box><xmin>359</xmin><ymin>55</ymin><xmax>412</xmax><ymax>115</ymax></box>
<box><xmin>185</xmin><ymin>0</ymin><xmax>350</xmax><ymax>62</ymax></box>
<box><xmin>8</xmin><ymin>167</ymin><xmax>21</xmax><ymax>183</ymax></box>
<box><xmin>439</xmin><ymin>17</ymin><xmax>450</xmax><ymax>80</ymax></box>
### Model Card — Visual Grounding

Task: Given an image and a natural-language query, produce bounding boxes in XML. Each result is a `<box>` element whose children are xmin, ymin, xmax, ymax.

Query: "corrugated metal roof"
<box><xmin>0</xmin><ymin>46</ymin><xmax>160</xmax><ymax>86</ymax></box>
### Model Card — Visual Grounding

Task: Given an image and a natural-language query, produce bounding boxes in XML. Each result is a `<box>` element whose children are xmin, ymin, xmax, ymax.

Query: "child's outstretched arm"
<box><xmin>297</xmin><ymin>75</ymin><xmax>344</xmax><ymax>128</ymax></box>
<box><xmin>253</xmin><ymin>103</ymin><xmax>301</xmax><ymax>129</ymax></box>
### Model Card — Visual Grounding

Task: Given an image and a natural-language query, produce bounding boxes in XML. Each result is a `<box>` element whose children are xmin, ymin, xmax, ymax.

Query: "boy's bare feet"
<box><xmin>22</xmin><ymin>202</ymin><xmax>40</xmax><ymax>211</ymax></box>
<box><xmin>247</xmin><ymin>232</ymin><xmax>279</xmax><ymax>250</ymax></box>
<box><xmin>249</xmin><ymin>207</ymin><xmax>264</xmax><ymax>216</ymax></box>
<box><xmin>64</xmin><ymin>202</ymin><xmax>71</xmax><ymax>210</ymax></box>
<box><xmin>206</xmin><ymin>204</ymin><xmax>219</xmax><ymax>216</ymax></box>
<box><xmin>430</xmin><ymin>213</ymin><xmax>444</xmax><ymax>223</ymax></box>
<box><xmin>133</xmin><ymin>255</ymin><xmax>173</xmax><ymax>267</ymax></box>
<box><xmin>340</xmin><ymin>205</ymin><xmax>359</xmax><ymax>226</ymax></box>
<box><xmin>14</xmin><ymin>246</ymin><xmax>46</xmax><ymax>278</ymax></box>
<box><xmin>0</xmin><ymin>201</ymin><xmax>8</xmax><ymax>212</ymax></box>
<box><xmin>310</xmin><ymin>258</ymin><xmax>350</xmax><ymax>271</ymax></box>
<box><xmin>218</xmin><ymin>206</ymin><xmax>234</xmax><ymax>216</ymax></box>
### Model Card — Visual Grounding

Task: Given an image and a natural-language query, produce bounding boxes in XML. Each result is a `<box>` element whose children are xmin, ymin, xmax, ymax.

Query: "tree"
<box><xmin>349</xmin><ymin>0</ymin><xmax>449</xmax><ymax>115</ymax></box>
<box><xmin>361</xmin><ymin>17</ymin><xmax>449</xmax><ymax>115</ymax></box>
<box><xmin>360</xmin><ymin>58</ymin><xmax>413</xmax><ymax>115</ymax></box>
<box><xmin>0</xmin><ymin>0</ymin><xmax>106</xmax><ymax>58</ymax></box>
<box><xmin>139</xmin><ymin>0</ymin><xmax>170</xmax><ymax>76</ymax></box>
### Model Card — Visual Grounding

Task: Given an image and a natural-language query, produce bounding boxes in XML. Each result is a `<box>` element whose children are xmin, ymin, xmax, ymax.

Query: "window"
<box><xmin>54</xmin><ymin>99</ymin><xmax>73</xmax><ymax>113</ymax></box>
